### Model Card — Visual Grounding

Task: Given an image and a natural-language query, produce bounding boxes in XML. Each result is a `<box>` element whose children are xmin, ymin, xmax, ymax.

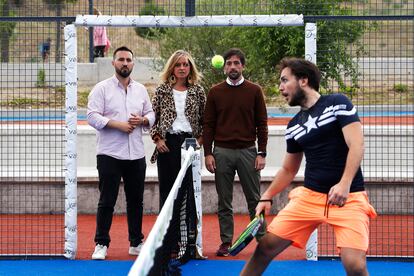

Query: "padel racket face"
<box><xmin>229</xmin><ymin>214</ymin><xmax>263</xmax><ymax>256</ymax></box>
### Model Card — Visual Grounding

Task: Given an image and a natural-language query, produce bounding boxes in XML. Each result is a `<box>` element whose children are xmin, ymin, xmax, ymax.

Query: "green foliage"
<box><xmin>0</xmin><ymin>1</ymin><xmax>18</xmax><ymax>56</ymax></box>
<box><xmin>393</xmin><ymin>83</ymin><xmax>408</xmax><ymax>93</ymax></box>
<box><xmin>0</xmin><ymin>0</ymin><xmax>23</xmax><ymax>62</ymax></box>
<box><xmin>156</xmin><ymin>0</ymin><xmax>368</xmax><ymax>103</ymax></box>
<box><xmin>0</xmin><ymin>20</ymin><xmax>16</xmax><ymax>37</ymax></box>
<box><xmin>42</xmin><ymin>0</ymin><xmax>77</xmax><ymax>7</ymax></box>
<box><xmin>134</xmin><ymin>2</ymin><xmax>166</xmax><ymax>40</ymax></box>
<box><xmin>54</xmin><ymin>85</ymin><xmax>65</xmax><ymax>93</ymax></box>
<box><xmin>340</xmin><ymin>85</ymin><xmax>360</xmax><ymax>100</ymax></box>
<box><xmin>78</xmin><ymin>90</ymin><xmax>90</xmax><ymax>108</ymax></box>
<box><xmin>1</xmin><ymin>98</ymin><xmax>42</xmax><ymax>108</ymax></box>
<box><xmin>36</xmin><ymin>68</ymin><xmax>46</xmax><ymax>87</ymax></box>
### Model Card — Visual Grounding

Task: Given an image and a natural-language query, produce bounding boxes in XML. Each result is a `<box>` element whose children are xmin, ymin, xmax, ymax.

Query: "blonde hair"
<box><xmin>160</xmin><ymin>50</ymin><xmax>202</xmax><ymax>85</ymax></box>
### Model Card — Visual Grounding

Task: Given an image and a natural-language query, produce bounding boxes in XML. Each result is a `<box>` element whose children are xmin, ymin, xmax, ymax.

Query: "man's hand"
<box><xmin>128</xmin><ymin>113</ymin><xmax>147</xmax><ymax>127</ymax></box>
<box><xmin>118</xmin><ymin>122</ymin><xmax>135</xmax><ymax>133</ymax></box>
<box><xmin>328</xmin><ymin>182</ymin><xmax>350</xmax><ymax>207</ymax></box>
<box><xmin>255</xmin><ymin>201</ymin><xmax>271</xmax><ymax>216</ymax></box>
<box><xmin>205</xmin><ymin>154</ymin><xmax>216</xmax><ymax>173</ymax></box>
<box><xmin>255</xmin><ymin>155</ymin><xmax>266</xmax><ymax>171</ymax></box>
<box><xmin>155</xmin><ymin>139</ymin><xmax>169</xmax><ymax>153</ymax></box>
<box><xmin>107</xmin><ymin>120</ymin><xmax>135</xmax><ymax>133</ymax></box>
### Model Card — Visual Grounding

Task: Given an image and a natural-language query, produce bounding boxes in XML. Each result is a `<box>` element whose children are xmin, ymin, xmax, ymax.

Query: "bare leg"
<box><xmin>340</xmin><ymin>247</ymin><xmax>369</xmax><ymax>276</ymax></box>
<box><xmin>240</xmin><ymin>233</ymin><xmax>292</xmax><ymax>276</ymax></box>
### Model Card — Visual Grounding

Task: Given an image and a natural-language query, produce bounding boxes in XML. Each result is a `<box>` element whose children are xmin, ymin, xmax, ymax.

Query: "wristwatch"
<box><xmin>257</xmin><ymin>151</ymin><xmax>267</xmax><ymax>158</ymax></box>
<box><xmin>142</xmin><ymin>117</ymin><xmax>148</xmax><ymax>125</ymax></box>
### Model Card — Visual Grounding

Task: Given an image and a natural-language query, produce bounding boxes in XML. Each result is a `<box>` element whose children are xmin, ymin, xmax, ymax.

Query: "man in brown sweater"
<box><xmin>203</xmin><ymin>48</ymin><xmax>268</xmax><ymax>256</ymax></box>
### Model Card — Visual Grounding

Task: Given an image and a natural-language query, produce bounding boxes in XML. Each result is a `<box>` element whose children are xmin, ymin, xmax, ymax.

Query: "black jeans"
<box><xmin>94</xmin><ymin>155</ymin><xmax>146</xmax><ymax>247</ymax></box>
<box><xmin>157</xmin><ymin>132</ymin><xmax>192</xmax><ymax>210</ymax></box>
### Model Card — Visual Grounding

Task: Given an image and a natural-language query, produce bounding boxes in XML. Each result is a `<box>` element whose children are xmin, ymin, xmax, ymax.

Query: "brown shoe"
<box><xmin>216</xmin><ymin>242</ymin><xmax>231</xmax><ymax>257</ymax></box>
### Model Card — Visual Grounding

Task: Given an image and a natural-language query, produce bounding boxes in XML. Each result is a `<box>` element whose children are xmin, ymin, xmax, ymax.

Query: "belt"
<box><xmin>167</xmin><ymin>132</ymin><xmax>192</xmax><ymax>136</ymax></box>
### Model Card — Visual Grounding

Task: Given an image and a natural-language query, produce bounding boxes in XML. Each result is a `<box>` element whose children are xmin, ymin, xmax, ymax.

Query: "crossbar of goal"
<box><xmin>75</xmin><ymin>14</ymin><xmax>303</xmax><ymax>27</ymax></box>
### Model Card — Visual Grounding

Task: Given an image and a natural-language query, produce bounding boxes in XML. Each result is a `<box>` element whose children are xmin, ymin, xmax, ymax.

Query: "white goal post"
<box><xmin>64</xmin><ymin>15</ymin><xmax>318</xmax><ymax>260</ymax></box>
<box><xmin>75</xmin><ymin>14</ymin><xmax>303</xmax><ymax>27</ymax></box>
<box><xmin>64</xmin><ymin>24</ymin><xmax>78</xmax><ymax>260</ymax></box>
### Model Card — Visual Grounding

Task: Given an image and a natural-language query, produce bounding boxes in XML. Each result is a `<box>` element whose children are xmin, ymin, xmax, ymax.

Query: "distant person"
<box><xmin>241</xmin><ymin>58</ymin><xmax>377</xmax><ymax>276</ymax></box>
<box><xmin>93</xmin><ymin>8</ymin><xmax>111</xmax><ymax>60</ymax></box>
<box><xmin>41</xmin><ymin>38</ymin><xmax>51</xmax><ymax>62</ymax></box>
<box><xmin>203</xmin><ymin>48</ymin><xmax>268</xmax><ymax>257</ymax></box>
<box><xmin>87</xmin><ymin>46</ymin><xmax>155</xmax><ymax>260</ymax></box>
<box><xmin>150</xmin><ymin>49</ymin><xmax>205</xmax><ymax>209</ymax></box>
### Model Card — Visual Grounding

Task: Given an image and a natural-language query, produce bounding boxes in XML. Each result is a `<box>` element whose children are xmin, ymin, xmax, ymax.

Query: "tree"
<box><xmin>0</xmin><ymin>0</ymin><xmax>23</xmax><ymax>62</ymax></box>
<box><xmin>42</xmin><ymin>0</ymin><xmax>77</xmax><ymax>63</ymax></box>
<box><xmin>134</xmin><ymin>1</ymin><xmax>167</xmax><ymax>40</ymax></box>
<box><xmin>154</xmin><ymin>0</ymin><xmax>368</xmax><ymax>101</ymax></box>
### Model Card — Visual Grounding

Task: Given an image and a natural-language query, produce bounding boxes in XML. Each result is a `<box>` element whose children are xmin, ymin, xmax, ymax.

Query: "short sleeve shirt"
<box><xmin>285</xmin><ymin>94</ymin><xmax>364</xmax><ymax>193</ymax></box>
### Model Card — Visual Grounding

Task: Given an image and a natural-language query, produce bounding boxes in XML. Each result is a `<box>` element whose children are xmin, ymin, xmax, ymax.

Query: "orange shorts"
<box><xmin>268</xmin><ymin>186</ymin><xmax>377</xmax><ymax>252</ymax></box>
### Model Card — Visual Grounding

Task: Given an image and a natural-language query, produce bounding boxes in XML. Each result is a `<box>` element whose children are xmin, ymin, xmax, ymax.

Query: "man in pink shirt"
<box><xmin>87</xmin><ymin>46</ymin><xmax>155</xmax><ymax>260</ymax></box>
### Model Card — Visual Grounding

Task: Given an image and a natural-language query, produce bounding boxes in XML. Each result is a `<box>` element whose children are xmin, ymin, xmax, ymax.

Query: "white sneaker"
<box><xmin>92</xmin><ymin>244</ymin><xmax>108</xmax><ymax>260</ymax></box>
<box><xmin>129</xmin><ymin>243</ymin><xmax>144</xmax><ymax>255</ymax></box>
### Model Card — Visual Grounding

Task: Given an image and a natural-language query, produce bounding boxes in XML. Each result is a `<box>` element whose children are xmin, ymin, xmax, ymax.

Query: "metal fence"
<box><xmin>0</xmin><ymin>0</ymin><xmax>413</xmax><ymax>259</ymax></box>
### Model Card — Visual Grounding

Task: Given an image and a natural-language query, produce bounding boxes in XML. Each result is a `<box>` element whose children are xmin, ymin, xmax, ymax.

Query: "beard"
<box><xmin>116</xmin><ymin>66</ymin><xmax>132</xmax><ymax>78</ymax></box>
<box><xmin>228</xmin><ymin>70</ymin><xmax>241</xmax><ymax>80</ymax></box>
<box><xmin>288</xmin><ymin>86</ymin><xmax>307</xmax><ymax>107</ymax></box>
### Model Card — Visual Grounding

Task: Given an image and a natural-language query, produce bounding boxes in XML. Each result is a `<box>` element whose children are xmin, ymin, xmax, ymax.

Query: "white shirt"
<box><xmin>169</xmin><ymin>89</ymin><xmax>192</xmax><ymax>133</ymax></box>
<box><xmin>87</xmin><ymin>75</ymin><xmax>155</xmax><ymax>160</ymax></box>
<box><xmin>226</xmin><ymin>76</ymin><xmax>245</xmax><ymax>86</ymax></box>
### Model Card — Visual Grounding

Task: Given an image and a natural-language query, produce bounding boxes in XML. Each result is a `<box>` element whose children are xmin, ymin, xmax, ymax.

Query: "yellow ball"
<box><xmin>211</xmin><ymin>55</ymin><xmax>224</xmax><ymax>69</ymax></box>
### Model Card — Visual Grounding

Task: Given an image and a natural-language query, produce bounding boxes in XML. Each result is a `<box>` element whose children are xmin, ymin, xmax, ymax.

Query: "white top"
<box><xmin>169</xmin><ymin>89</ymin><xmax>192</xmax><ymax>134</ymax></box>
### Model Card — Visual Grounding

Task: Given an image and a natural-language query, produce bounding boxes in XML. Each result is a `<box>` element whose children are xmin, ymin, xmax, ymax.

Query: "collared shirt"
<box><xmin>226</xmin><ymin>76</ymin><xmax>245</xmax><ymax>86</ymax></box>
<box><xmin>87</xmin><ymin>75</ymin><xmax>155</xmax><ymax>160</ymax></box>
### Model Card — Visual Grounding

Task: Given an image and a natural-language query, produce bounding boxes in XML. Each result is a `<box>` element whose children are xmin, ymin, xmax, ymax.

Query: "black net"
<box><xmin>0</xmin><ymin>0</ymin><xmax>412</xmax><ymax>262</ymax></box>
<box><xmin>0</xmin><ymin>20</ymin><xmax>66</xmax><ymax>258</ymax></box>
<box><xmin>147</xmin><ymin>168</ymin><xmax>197</xmax><ymax>275</ymax></box>
<box><xmin>316</xmin><ymin>18</ymin><xmax>413</xmax><ymax>259</ymax></box>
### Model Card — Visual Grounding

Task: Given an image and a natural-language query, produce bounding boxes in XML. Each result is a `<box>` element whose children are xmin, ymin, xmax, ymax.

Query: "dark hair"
<box><xmin>113</xmin><ymin>46</ymin><xmax>133</xmax><ymax>59</ymax></box>
<box><xmin>223</xmin><ymin>48</ymin><xmax>246</xmax><ymax>65</ymax></box>
<box><xmin>278</xmin><ymin>57</ymin><xmax>321</xmax><ymax>91</ymax></box>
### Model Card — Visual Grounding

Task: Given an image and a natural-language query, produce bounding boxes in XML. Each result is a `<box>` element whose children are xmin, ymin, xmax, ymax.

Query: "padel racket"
<box><xmin>228</xmin><ymin>214</ymin><xmax>264</xmax><ymax>256</ymax></box>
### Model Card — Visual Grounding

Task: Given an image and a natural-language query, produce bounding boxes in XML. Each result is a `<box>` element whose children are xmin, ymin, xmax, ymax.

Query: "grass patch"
<box><xmin>393</xmin><ymin>83</ymin><xmax>409</xmax><ymax>93</ymax></box>
<box><xmin>1</xmin><ymin>97</ymin><xmax>45</xmax><ymax>108</ymax></box>
<box><xmin>78</xmin><ymin>90</ymin><xmax>90</xmax><ymax>108</ymax></box>
<box><xmin>36</xmin><ymin>68</ymin><xmax>46</xmax><ymax>88</ymax></box>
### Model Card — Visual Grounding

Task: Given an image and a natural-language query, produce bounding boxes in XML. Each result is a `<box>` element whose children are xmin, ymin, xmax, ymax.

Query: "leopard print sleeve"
<box><xmin>150</xmin><ymin>85</ymin><xmax>164</xmax><ymax>140</ymax></box>
<box><xmin>197</xmin><ymin>85</ymin><xmax>206</xmax><ymax>138</ymax></box>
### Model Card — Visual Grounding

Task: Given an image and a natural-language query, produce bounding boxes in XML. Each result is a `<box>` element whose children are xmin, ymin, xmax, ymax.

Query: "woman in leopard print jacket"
<box><xmin>150</xmin><ymin>50</ymin><xmax>206</xmax><ymax>208</ymax></box>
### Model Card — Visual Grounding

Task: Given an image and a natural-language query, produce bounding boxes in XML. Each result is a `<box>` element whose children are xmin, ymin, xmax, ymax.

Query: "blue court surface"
<box><xmin>0</xmin><ymin>260</ymin><xmax>412</xmax><ymax>276</ymax></box>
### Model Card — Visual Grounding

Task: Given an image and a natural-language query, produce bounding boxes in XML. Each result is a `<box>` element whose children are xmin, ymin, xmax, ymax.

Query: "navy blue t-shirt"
<box><xmin>285</xmin><ymin>94</ymin><xmax>364</xmax><ymax>193</ymax></box>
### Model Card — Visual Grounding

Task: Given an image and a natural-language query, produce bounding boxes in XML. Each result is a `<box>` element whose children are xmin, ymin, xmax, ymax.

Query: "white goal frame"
<box><xmin>65</xmin><ymin>15</ymin><xmax>319</xmax><ymax>260</ymax></box>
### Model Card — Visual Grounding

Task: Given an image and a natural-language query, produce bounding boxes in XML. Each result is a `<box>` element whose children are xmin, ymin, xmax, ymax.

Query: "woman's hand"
<box><xmin>197</xmin><ymin>137</ymin><xmax>203</xmax><ymax>147</ymax></box>
<box><xmin>155</xmin><ymin>139</ymin><xmax>169</xmax><ymax>153</ymax></box>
